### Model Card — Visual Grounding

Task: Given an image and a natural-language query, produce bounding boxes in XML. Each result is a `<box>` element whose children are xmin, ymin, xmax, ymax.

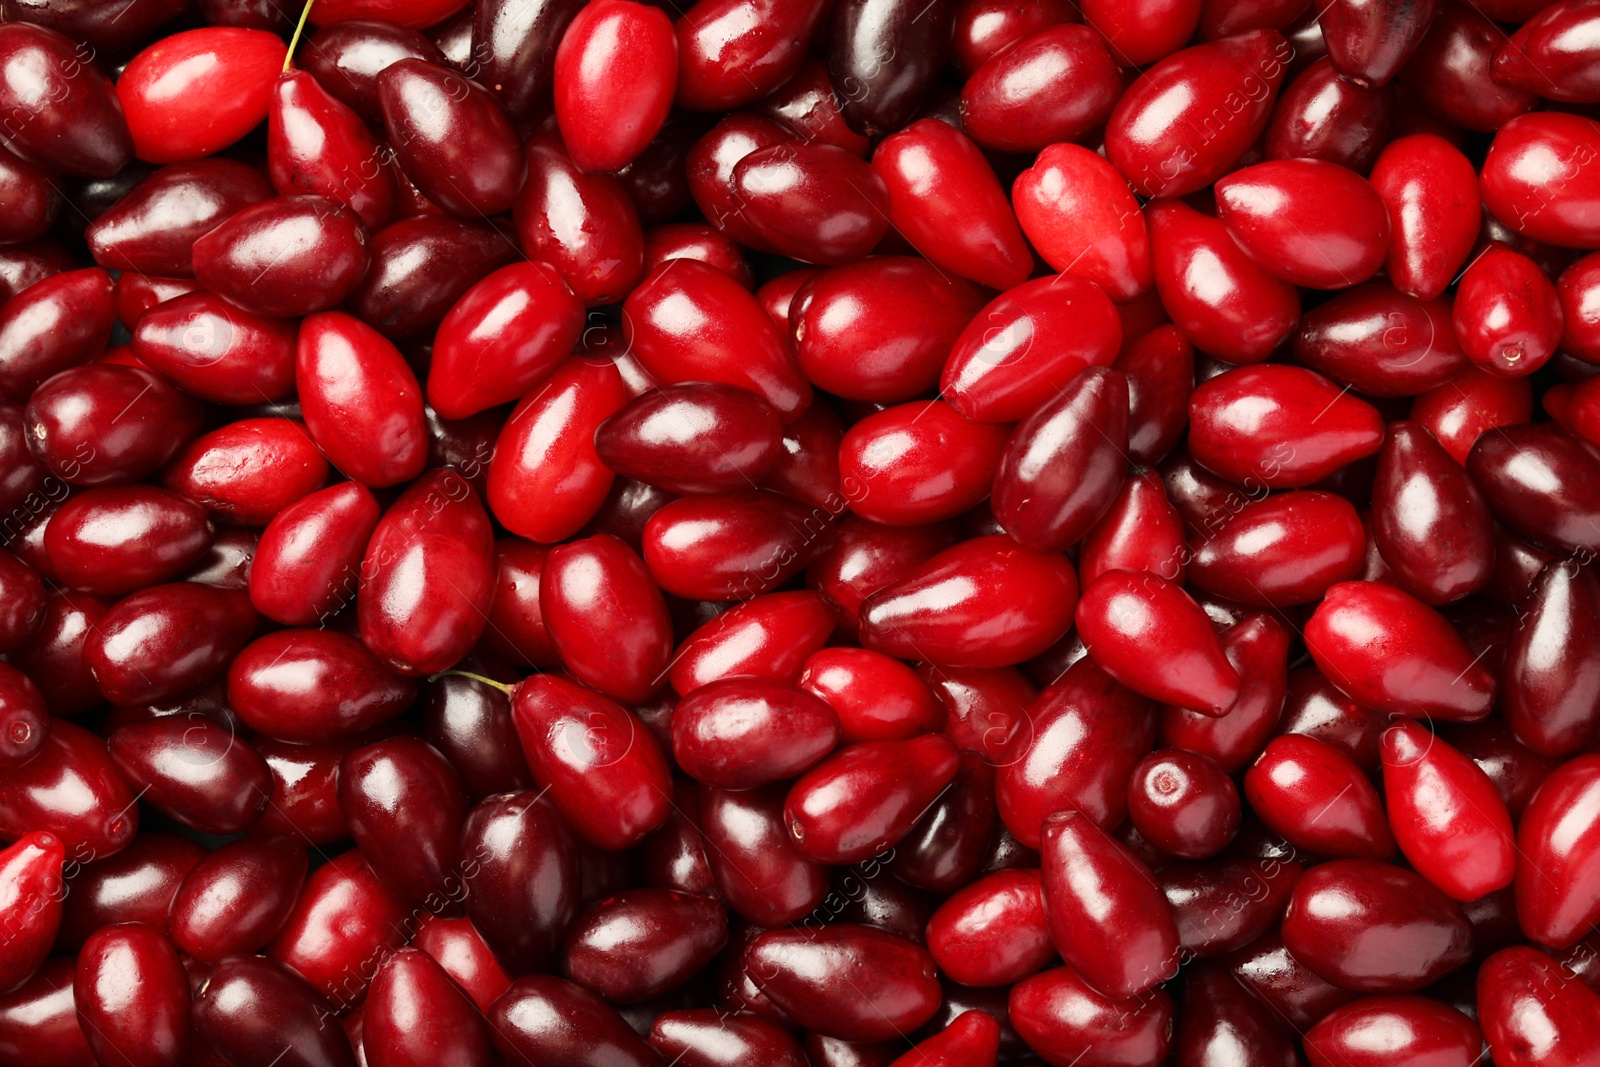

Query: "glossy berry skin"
<box><xmin>349</xmin><ymin>217</ymin><xmax>520</xmax><ymax>340</ymax></box>
<box><xmin>131</xmin><ymin>290</ymin><xmax>297</xmax><ymax>405</ymax></box>
<box><xmin>747</xmin><ymin>925</ymin><xmax>941</xmax><ymax>1042</ymax></box>
<box><xmin>489</xmin><ymin>974</ymin><xmax>658</xmax><ymax>1067</ymax></box>
<box><xmin>1214</xmin><ymin>158</ymin><xmax>1389</xmax><ymax>289</ymax></box>
<box><xmin>43</xmin><ymin>485</ymin><xmax>211</xmax><ymax>598</ymax></box>
<box><xmin>0</xmin><ymin>719</ymin><xmax>137</xmax><ymax>860</ymax></box>
<box><xmin>268</xmin><ymin>68</ymin><xmax>395</xmax><ymax>232</ymax></box>
<box><xmin>1189</xmin><ymin>365</ymin><xmax>1385</xmax><ymax>488</ymax></box>
<box><xmin>1493</xmin><ymin>0</ymin><xmax>1600</xmax><ymax>102</ymax></box>
<box><xmin>1040</xmin><ymin>810</ymin><xmax>1180</xmax><ymax>999</ymax></box>
<box><xmin>0</xmin><ymin>661</ymin><xmax>45</xmax><ymax>770</ymax></box>
<box><xmin>378</xmin><ymin>59</ymin><xmax>525</xmax><ymax>219</ymax></box>
<box><xmin>1242</xmin><ymin>732</ymin><xmax>1393</xmax><ymax>861</ymax></box>
<box><xmin>1126</xmin><ymin>749</ymin><xmax>1240</xmax><ymax>860</ymax></box>
<box><xmin>0</xmin><ymin>267</ymin><xmax>116</xmax><ymax>402</ymax></box>
<box><xmin>650</xmin><ymin>1009</ymin><xmax>809</xmax><ymax>1067</ymax></box>
<box><xmin>299</xmin><ymin>312</ymin><xmax>426</xmax><ymax>487</ymax></box>
<box><xmin>799</xmin><ymin>647</ymin><xmax>942</xmax><ymax>745</ymax></box>
<box><xmin>871</xmin><ymin>119</ymin><xmax>1032</xmax><ymax>291</ymax></box>
<box><xmin>997</xmin><ymin>656</ymin><xmax>1156</xmax><ymax>846</ymax></box>
<box><xmin>686</xmin><ymin>116</ymin><xmax>793</xmax><ymax>257</ymax></box>
<box><xmin>193</xmin><ymin>954</ymin><xmax>355</xmax><ymax>1067</ymax></box>
<box><xmin>10</xmin><ymin>590</ymin><xmax>111</xmax><ymax>717</ymax></box>
<box><xmin>1161</xmin><ymin>853</ymin><xmax>1304</xmax><ymax>960</ymax></box>
<box><xmin>1307</xmin><ymin>581</ymin><xmax>1497</xmax><ymax>721</ymax></box>
<box><xmin>0</xmin><ymin>23</ymin><xmax>133</xmax><ymax>178</ymax></box>
<box><xmin>169</xmin><ymin>835</ymin><xmax>308</xmax><ymax>962</ymax></box>
<box><xmin>1105</xmin><ymin>30</ymin><xmax>1291</xmax><ymax>198</ymax></box>
<box><xmin>1559</xmin><ymin>252</ymin><xmax>1600</xmax><ymax>363</ymax></box>
<box><xmin>1188</xmin><ymin>491</ymin><xmax>1365</xmax><ymax>608</ymax></box>
<box><xmin>1078</xmin><ymin>471</ymin><xmax>1186</xmax><ymax>588</ymax></box>
<box><xmin>1146</xmin><ymin>199</ymin><xmax>1301</xmax><ymax>365</ymax></box>
<box><xmin>428</xmin><ymin>261</ymin><xmax>583</xmax><ymax>420</ymax></box>
<box><xmin>1293</xmin><ymin>285</ymin><xmax>1466</xmax><ymax>398</ymax></box>
<box><xmin>643</xmin><ymin>490</ymin><xmax>828</xmax><ymax>601</ymax></box>
<box><xmin>25</xmin><ymin>364</ymin><xmax>203</xmax><ymax>487</ymax></box>
<box><xmin>1175</xmin><ymin>963</ymin><xmax>1298</xmax><ymax>1067</ymax></box>
<box><xmin>410</xmin><ymin>914</ymin><xmax>511</xmax><ymax>1013</ymax></box>
<box><xmin>267</xmin><ymin>848</ymin><xmax>411</xmax><ymax>1007</ymax></box>
<box><xmin>992</xmin><ymin>367</ymin><xmax>1129</xmax><ymax>552</ymax></box>
<box><xmin>1012</xmin><ymin>145</ymin><xmax>1151</xmax><ymax>302</ymax></box>
<box><xmin>460</xmin><ymin>790</ymin><xmax>580</xmax><ymax>976</ymax></box>
<box><xmin>733</xmin><ymin>143</ymin><xmax>891</xmax><ymax>266</ymax></box>
<box><xmin>1468</xmin><ymin>424</ymin><xmax>1600</xmax><ymax>555</ymax></box>
<box><xmin>1372</xmin><ymin>420</ymin><xmax>1492</xmax><ymax>604</ymax></box>
<box><xmin>675</xmin><ymin>0</ymin><xmax>827</xmax><ymax>111</ymax></box>
<box><xmin>0</xmin><ymin>550</ymin><xmax>46</xmax><ymax>657</ymax></box>
<box><xmin>595</xmin><ymin>382</ymin><xmax>782</xmax><ymax>494</ymax></box>
<box><xmin>0</xmin><ymin>956</ymin><xmax>96</xmax><ymax>1066</ymax></box>
<box><xmin>562</xmin><ymin>888</ymin><xmax>728</xmax><ymax>1003</ymax></box>
<box><xmin>551</xmin><ymin>0</ymin><xmax>676</xmax><ymax>174</ymax></box>
<box><xmin>73</xmin><ymin>922</ymin><xmax>190</xmax><ymax>1067</ymax></box>
<box><xmin>784</xmin><ymin>735</ymin><xmax>959</xmax><ymax>863</ymax></box>
<box><xmin>358</xmin><ymin>469</ymin><xmax>494</xmax><ymax>676</ymax></box>
<box><xmin>1370</xmin><ymin>134</ymin><xmax>1480</xmax><ymax>301</ymax></box>
<box><xmin>942</xmin><ymin>274</ymin><xmax>1122</xmax><ymax>424</ymax></box>
<box><xmin>959</xmin><ymin>24</ymin><xmax>1121</xmax><ymax>153</ymax></box>
<box><xmin>1481</xmin><ymin>113</ymin><xmax>1600</xmax><ymax>249</ymax></box>
<box><xmin>118</xmin><ymin>28</ymin><xmax>285</xmax><ymax>162</ymax></box>
<box><xmin>249</xmin><ymin>482</ymin><xmax>379</xmax><ymax>626</ymax></box>
<box><xmin>1304</xmin><ymin>995</ymin><xmax>1482</xmax><ymax>1067</ymax></box>
<box><xmin>228</xmin><ymin>629</ymin><xmax>416</xmax><ymax>744</ymax></box>
<box><xmin>926</xmin><ymin>869</ymin><xmax>1052</xmax><ymax>987</ymax></box>
<box><xmin>700</xmin><ymin>783</ymin><xmax>829</xmax><ymax>927</ymax></box>
<box><xmin>160</xmin><ymin>418</ymin><xmax>329</xmax><ymax>527</ymax></box>
<box><xmin>1502</xmin><ymin>563</ymin><xmax>1600</xmax><ymax>759</ymax></box>
<box><xmin>807</xmin><ymin>518</ymin><xmax>957</xmax><ymax>636</ymax></box>
<box><xmin>541</xmin><ymin>534</ymin><xmax>671</xmax><ymax>704</ymax></box>
<box><xmin>950</xmin><ymin>0</ymin><xmax>1077</xmax><ymax>71</ymax></box>
<box><xmin>1455</xmin><ymin>244</ymin><xmax>1564</xmax><ymax>379</ymax></box>
<box><xmin>364</xmin><ymin>948</ymin><xmax>492</xmax><ymax>1067</ymax></box>
<box><xmin>672</xmin><ymin>676</ymin><xmax>839</xmax><ymax>787</ymax></box>
<box><xmin>53</xmin><ymin>833</ymin><xmax>204</xmax><ymax>955</ymax></box>
<box><xmin>1478</xmin><ymin>947</ymin><xmax>1600</xmax><ymax>1067</ymax></box>
<box><xmin>841</xmin><ymin>401</ymin><xmax>1008</xmax><ymax>527</ymax></box>
<box><xmin>1413</xmin><ymin>366</ymin><xmax>1533</xmax><ymax>468</ymax></box>
<box><xmin>1009</xmin><ymin>966</ymin><xmax>1174</xmax><ymax>1067</ymax></box>
<box><xmin>1076</xmin><ymin>569</ymin><xmax>1239</xmax><ymax>715</ymax></box>
<box><xmin>106</xmin><ymin>717</ymin><xmax>270</xmax><ymax>835</ymax></box>
<box><xmin>488</xmin><ymin>357</ymin><xmax>631</xmax><ymax>543</ymax></box>
<box><xmin>668</xmin><ymin>593</ymin><xmax>826</xmax><ymax>695</ymax></box>
<box><xmin>1265</xmin><ymin>56</ymin><xmax>1392</xmax><ymax>173</ymax></box>
<box><xmin>0</xmin><ymin>831</ymin><xmax>63</xmax><ymax>994</ymax></box>
<box><xmin>84</xmin><ymin>584</ymin><xmax>256</xmax><ymax>706</ymax></box>
<box><xmin>624</xmin><ymin>259</ymin><xmax>809</xmax><ymax>420</ymax></box>
<box><xmin>339</xmin><ymin>738</ymin><xmax>469</xmax><ymax>911</ymax></box>
<box><xmin>1515</xmin><ymin>754</ymin><xmax>1600</xmax><ymax>950</ymax></box>
<box><xmin>860</xmin><ymin>535</ymin><xmax>1079</xmax><ymax>669</ymax></box>
<box><xmin>86</xmin><ymin>160</ymin><xmax>274</xmax><ymax>277</ymax></box>
<box><xmin>514</xmin><ymin>136</ymin><xmax>645</xmax><ymax>305</ymax></box>
<box><xmin>1381</xmin><ymin>720</ymin><xmax>1514</xmax><ymax>903</ymax></box>
<box><xmin>1319</xmin><ymin>0</ymin><xmax>1438</xmax><ymax>86</ymax></box>
<box><xmin>1282</xmin><ymin>860</ymin><xmax>1473</xmax><ymax>993</ymax></box>
<box><xmin>511</xmin><ymin>674</ymin><xmax>671</xmax><ymax>850</ymax></box>
<box><xmin>193</xmin><ymin>197</ymin><xmax>370</xmax><ymax>319</ymax></box>
<box><xmin>787</xmin><ymin>257</ymin><xmax>980</xmax><ymax>404</ymax></box>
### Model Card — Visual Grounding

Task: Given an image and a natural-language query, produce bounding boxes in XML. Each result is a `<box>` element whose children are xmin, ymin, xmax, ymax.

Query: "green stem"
<box><xmin>427</xmin><ymin>669</ymin><xmax>515</xmax><ymax>695</ymax></box>
<box><xmin>283</xmin><ymin>0</ymin><xmax>315</xmax><ymax>73</ymax></box>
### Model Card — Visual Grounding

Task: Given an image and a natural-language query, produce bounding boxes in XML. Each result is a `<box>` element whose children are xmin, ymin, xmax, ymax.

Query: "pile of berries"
<box><xmin>2</xmin><ymin>0</ymin><xmax>1600</xmax><ymax>1064</ymax></box>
